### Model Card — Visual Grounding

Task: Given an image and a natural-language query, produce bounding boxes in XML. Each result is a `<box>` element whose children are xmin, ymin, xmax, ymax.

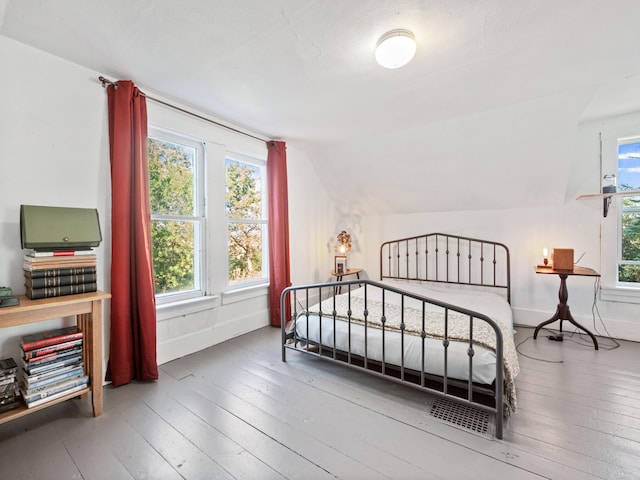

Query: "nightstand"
<box><xmin>330</xmin><ymin>268</ymin><xmax>362</xmax><ymax>294</ymax></box>
<box><xmin>533</xmin><ymin>265</ymin><xmax>600</xmax><ymax>349</ymax></box>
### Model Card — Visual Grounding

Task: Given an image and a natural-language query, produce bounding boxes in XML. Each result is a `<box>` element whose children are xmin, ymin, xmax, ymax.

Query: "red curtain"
<box><xmin>266</xmin><ymin>141</ymin><xmax>291</xmax><ymax>327</ymax></box>
<box><xmin>105</xmin><ymin>81</ymin><xmax>158</xmax><ymax>386</ymax></box>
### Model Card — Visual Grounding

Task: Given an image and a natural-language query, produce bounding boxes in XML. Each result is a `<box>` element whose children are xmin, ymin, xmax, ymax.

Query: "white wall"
<box><xmin>354</xmin><ymin>114</ymin><xmax>640</xmax><ymax>342</ymax></box>
<box><xmin>0</xmin><ymin>36</ymin><xmax>111</xmax><ymax>365</ymax></box>
<box><xmin>0</xmin><ymin>36</ymin><xmax>334</xmax><ymax>373</ymax></box>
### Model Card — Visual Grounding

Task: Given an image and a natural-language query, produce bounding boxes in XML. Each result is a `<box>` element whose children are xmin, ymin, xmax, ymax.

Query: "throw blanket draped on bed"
<box><xmin>313</xmin><ymin>292</ymin><xmax>519</xmax><ymax>412</ymax></box>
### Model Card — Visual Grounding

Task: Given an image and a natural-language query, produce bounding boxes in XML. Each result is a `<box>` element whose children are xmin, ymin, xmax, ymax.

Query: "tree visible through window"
<box><xmin>148</xmin><ymin>134</ymin><xmax>204</xmax><ymax>297</ymax></box>
<box><xmin>617</xmin><ymin>140</ymin><xmax>640</xmax><ymax>284</ymax></box>
<box><xmin>226</xmin><ymin>158</ymin><xmax>267</xmax><ymax>285</ymax></box>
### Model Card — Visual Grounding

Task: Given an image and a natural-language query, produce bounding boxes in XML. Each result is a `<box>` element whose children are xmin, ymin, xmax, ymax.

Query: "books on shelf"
<box><xmin>26</xmin><ymin>249</ymin><xmax>95</xmax><ymax>258</ymax></box>
<box><xmin>22</xmin><ymin>338</ymin><xmax>83</xmax><ymax>360</ymax></box>
<box><xmin>0</xmin><ymin>358</ymin><xmax>18</xmax><ymax>376</ymax></box>
<box><xmin>23</xmin><ymin>362</ymin><xmax>84</xmax><ymax>385</ymax></box>
<box><xmin>23</xmin><ymin>253</ymin><xmax>96</xmax><ymax>263</ymax></box>
<box><xmin>19</xmin><ymin>327</ymin><xmax>87</xmax><ymax>409</ymax></box>
<box><xmin>22</xmin><ymin>346</ymin><xmax>82</xmax><ymax>368</ymax></box>
<box><xmin>22</xmin><ymin>378</ymin><xmax>89</xmax><ymax>408</ymax></box>
<box><xmin>0</xmin><ymin>357</ymin><xmax>20</xmax><ymax>414</ymax></box>
<box><xmin>22</xmin><ymin>373</ymin><xmax>87</xmax><ymax>397</ymax></box>
<box><xmin>25</xmin><ymin>282</ymin><xmax>97</xmax><ymax>300</ymax></box>
<box><xmin>0</xmin><ymin>391</ymin><xmax>21</xmax><ymax>413</ymax></box>
<box><xmin>25</xmin><ymin>266</ymin><xmax>97</xmax><ymax>279</ymax></box>
<box><xmin>22</xmin><ymin>252</ymin><xmax>98</xmax><ymax>299</ymax></box>
<box><xmin>24</xmin><ymin>361</ymin><xmax>84</xmax><ymax>381</ymax></box>
<box><xmin>22</xmin><ymin>353</ymin><xmax>83</xmax><ymax>376</ymax></box>
<box><xmin>0</xmin><ymin>375</ymin><xmax>18</xmax><ymax>393</ymax></box>
<box><xmin>25</xmin><ymin>272</ymin><xmax>98</xmax><ymax>289</ymax></box>
<box><xmin>21</xmin><ymin>326</ymin><xmax>83</xmax><ymax>352</ymax></box>
<box><xmin>23</xmin><ymin>365</ymin><xmax>85</xmax><ymax>390</ymax></box>
<box><xmin>23</xmin><ymin>383</ymin><xmax>88</xmax><ymax>409</ymax></box>
<box><xmin>23</xmin><ymin>256</ymin><xmax>97</xmax><ymax>272</ymax></box>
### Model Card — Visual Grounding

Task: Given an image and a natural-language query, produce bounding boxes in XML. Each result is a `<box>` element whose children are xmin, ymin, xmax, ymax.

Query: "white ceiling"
<box><xmin>2</xmin><ymin>0</ymin><xmax>640</xmax><ymax>214</ymax></box>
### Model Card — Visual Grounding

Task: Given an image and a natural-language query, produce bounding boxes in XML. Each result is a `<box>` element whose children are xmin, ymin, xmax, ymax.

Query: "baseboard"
<box><xmin>157</xmin><ymin>310</ymin><xmax>269</xmax><ymax>365</ymax></box>
<box><xmin>512</xmin><ymin>307</ymin><xmax>640</xmax><ymax>343</ymax></box>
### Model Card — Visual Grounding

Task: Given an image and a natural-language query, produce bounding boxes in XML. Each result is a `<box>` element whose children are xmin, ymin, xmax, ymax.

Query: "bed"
<box><xmin>280</xmin><ymin>233</ymin><xmax>519</xmax><ymax>439</ymax></box>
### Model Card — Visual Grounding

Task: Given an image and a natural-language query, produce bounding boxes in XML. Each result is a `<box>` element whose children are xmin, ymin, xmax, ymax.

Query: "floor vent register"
<box><xmin>429</xmin><ymin>397</ymin><xmax>490</xmax><ymax>435</ymax></box>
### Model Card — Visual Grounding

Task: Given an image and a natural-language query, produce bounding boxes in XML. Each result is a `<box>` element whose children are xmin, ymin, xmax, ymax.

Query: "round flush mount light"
<box><xmin>375</xmin><ymin>29</ymin><xmax>416</xmax><ymax>69</ymax></box>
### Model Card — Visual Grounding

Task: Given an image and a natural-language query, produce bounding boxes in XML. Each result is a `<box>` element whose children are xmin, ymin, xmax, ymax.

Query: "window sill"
<box><xmin>600</xmin><ymin>286</ymin><xmax>640</xmax><ymax>304</ymax></box>
<box><xmin>155</xmin><ymin>284</ymin><xmax>269</xmax><ymax>321</ymax></box>
<box><xmin>156</xmin><ymin>294</ymin><xmax>220</xmax><ymax>322</ymax></box>
<box><xmin>222</xmin><ymin>283</ymin><xmax>269</xmax><ymax>305</ymax></box>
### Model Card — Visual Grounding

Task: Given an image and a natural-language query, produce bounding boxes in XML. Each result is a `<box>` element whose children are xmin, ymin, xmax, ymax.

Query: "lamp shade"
<box><xmin>335</xmin><ymin>230</ymin><xmax>352</xmax><ymax>253</ymax></box>
<box><xmin>375</xmin><ymin>29</ymin><xmax>416</xmax><ymax>69</ymax></box>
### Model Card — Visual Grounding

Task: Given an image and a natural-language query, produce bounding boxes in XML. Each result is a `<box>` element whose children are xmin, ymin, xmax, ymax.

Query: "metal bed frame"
<box><xmin>280</xmin><ymin>233</ymin><xmax>512</xmax><ymax>439</ymax></box>
<box><xmin>380</xmin><ymin>232</ymin><xmax>511</xmax><ymax>303</ymax></box>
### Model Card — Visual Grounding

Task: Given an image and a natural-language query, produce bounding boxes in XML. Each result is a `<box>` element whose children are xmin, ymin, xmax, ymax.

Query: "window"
<box><xmin>600</xmin><ymin>127</ymin><xmax>640</xmax><ymax>302</ymax></box>
<box><xmin>617</xmin><ymin>138</ymin><xmax>640</xmax><ymax>284</ymax></box>
<box><xmin>148</xmin><ymin>130</ymin><xmax>206</xmax><ymax>302</ymax></box>
<box><xmin>225</xmin><ymin>155</ymin><xmax>268</xmax><ymax>287</ymax></box>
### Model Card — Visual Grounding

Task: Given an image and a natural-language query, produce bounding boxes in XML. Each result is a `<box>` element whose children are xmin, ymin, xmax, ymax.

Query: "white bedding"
<box><xmin>294</xmin><ymin>279</ymin><xmax>519</xmax><ymax>408</ymax></box>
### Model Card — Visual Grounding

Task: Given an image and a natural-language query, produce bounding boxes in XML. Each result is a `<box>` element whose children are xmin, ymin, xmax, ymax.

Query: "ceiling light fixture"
<box><xmin>375</xmin><ymin>29</ymin><xmax>416</xmax><ymax>69</ymax></box>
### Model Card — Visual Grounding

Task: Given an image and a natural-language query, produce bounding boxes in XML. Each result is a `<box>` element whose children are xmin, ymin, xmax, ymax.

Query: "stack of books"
<box><xmin>20</xmin><ymin>326</ymin><xmax>88</xmax><ymax>408</ymax></box>
<box><xmin>0</xmin><ymin>358</ymin><xmax>20</xmax><ymax>414</ymax></box>
<box><xmin>23</xmin><ymin>249</ymin><xmax>97</xmax><ymax>299</ymax></box>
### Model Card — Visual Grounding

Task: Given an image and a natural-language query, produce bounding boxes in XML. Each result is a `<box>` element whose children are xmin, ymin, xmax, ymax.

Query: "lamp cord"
<box><xmin>515</xmin><ymin>277</ymin><xmax>620</xmax><ymax>362</ymax></box>
<box><xmin>533</xmin><ymin>277</ymin><xmax>619</xmax><ymax>350</ymax></box>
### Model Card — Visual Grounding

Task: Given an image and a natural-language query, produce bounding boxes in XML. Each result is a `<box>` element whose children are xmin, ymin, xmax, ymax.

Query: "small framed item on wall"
<box><xmin>334</xmin><ymin>255</ymin><xmax>347</xmax><ymax>275</ymax></box>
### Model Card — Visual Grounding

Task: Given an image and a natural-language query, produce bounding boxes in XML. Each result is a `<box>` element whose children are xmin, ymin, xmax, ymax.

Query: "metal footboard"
<box><xmin>280</xmin><ymin>279</ymin><xmax>506</xmax><ymax>439</ymax></box>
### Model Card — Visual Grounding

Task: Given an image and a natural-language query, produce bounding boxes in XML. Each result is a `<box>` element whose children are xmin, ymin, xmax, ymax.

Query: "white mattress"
<box><xmin>294</xmin><ymin>280</ymin><xmax>514</xmax><ymax>386</ymax></box>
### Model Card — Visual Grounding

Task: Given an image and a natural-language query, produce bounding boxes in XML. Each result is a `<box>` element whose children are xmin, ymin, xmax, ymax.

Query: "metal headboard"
<box><xmin>380</xmin><ymin>232</ymin><xmax>511</xmax><ymax>304</ymax></box>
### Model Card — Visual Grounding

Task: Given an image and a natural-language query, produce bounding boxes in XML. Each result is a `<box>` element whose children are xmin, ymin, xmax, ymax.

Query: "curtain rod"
<box><xmin>98</xmin><ymin>76</ymin><xmax>269</xmax><ymax>143</ymax></box>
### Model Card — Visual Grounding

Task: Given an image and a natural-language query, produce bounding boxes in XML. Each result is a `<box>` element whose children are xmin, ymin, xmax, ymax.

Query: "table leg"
<box><xmin>533</xmin><ymin>274</ymin><xmax>599</xmax><ymax>349</ymax></box>
<box><xmin>89</xmin><ymin>300</ymin><xmax>103</xmax><ymax>416</ymax></box>
<box><xmin>533</xmin><ymin>307</ymin><xmax>562</xmax><ymax>339</ymax></box>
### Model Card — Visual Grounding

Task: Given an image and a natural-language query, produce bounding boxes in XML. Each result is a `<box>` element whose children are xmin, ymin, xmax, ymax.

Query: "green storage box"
<box><xmin>20</xmin><ymin>205</ymin><xmax>102</xmax><ymax>250</ymax></box>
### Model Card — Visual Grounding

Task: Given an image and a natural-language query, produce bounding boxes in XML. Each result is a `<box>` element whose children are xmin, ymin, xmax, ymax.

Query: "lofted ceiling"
<box><xmin>2</xmin><ymin>0</ymin><xmax>640</xmax><ymax>214</ymax></box>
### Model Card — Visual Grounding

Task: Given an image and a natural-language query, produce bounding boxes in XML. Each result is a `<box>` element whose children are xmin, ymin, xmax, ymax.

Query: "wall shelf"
<box><xmin>577</xmin><ymin>189</ymin><xmax>640</xmax><ymax>217</ymax></box>
<box><xmin>576</xmin><ymin>189</ymin><xmax>640</xmax><ymax>200</ymax></box>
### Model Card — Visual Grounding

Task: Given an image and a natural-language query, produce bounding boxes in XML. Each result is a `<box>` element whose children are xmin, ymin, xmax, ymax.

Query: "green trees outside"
<box><xmin>226</xmin><ymin>160</ymin><xmax>264</xmax><ymax>284</ymax></box>
<box><xmin>148</xmin><ymin>138</ymin><xmax>196</xmax><ymax>294</ymax></box>
<box><xmin>148</xmin><ymin>139</ymin><xmax>264</xmax><ymax>294</ymax></box>
<box><xmin>620</xmin><ymin>190</ymin><xmax>640</xmax><ymax>283</ymax></box>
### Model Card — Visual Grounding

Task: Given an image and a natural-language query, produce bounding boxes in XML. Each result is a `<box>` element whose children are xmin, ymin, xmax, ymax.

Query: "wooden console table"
<box><xmin>0</xmin><ymin>291</ymin><xmax>110</xmax><ymax>424</ymax></box>
<box><xmin>533</xmin><ymin>266</ymin><xmax>600</xmax><ymax>349</ymax></box>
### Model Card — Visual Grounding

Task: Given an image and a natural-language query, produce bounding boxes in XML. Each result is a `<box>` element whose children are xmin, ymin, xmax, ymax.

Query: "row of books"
<box><xmin>23</xmin><ymin>249</ymin><xmax>97</xmax><ymax>300</ymax></box>
<box><xmin>20</xmin><ymin>326</ymin><xmax>88</xmax><ymax>408</ymax></box>
<box><xmin>0</xmin><ymin>358</ymin><xmax>20</xmax><ymax>414</ymax></box>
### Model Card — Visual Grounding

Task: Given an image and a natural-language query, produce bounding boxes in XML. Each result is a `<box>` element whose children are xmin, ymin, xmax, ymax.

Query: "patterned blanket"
<box><xmin>314</xmin><ymin>292</ymin><xmax>519</xmax><ymax>412</ymax></box>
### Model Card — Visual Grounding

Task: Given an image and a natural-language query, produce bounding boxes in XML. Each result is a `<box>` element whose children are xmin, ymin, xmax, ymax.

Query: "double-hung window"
<box><xmin>616</xmin><ymin>138</ymin><xmax>640</xmax><ymax>284</ymax></box>
<box><xmin>600</xmin><ymin>129</ymin><xmax>640</xmax><ymax>301</ymax></box>
<box><xmin>148</xmin><ymin>129</ymin><xmax>206</xmax><ymax>303</ymax></box>
<box><xmin>225</xmin><ymin>154</ymin><xmax>268</xmax><ymax>287</ymax></box>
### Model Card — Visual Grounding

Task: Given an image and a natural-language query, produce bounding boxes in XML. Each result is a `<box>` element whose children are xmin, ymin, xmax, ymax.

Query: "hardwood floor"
<box><xmin>1</xmin><ymin>325</ymin><xmax>639</xmax><ymax>479</ymax></box>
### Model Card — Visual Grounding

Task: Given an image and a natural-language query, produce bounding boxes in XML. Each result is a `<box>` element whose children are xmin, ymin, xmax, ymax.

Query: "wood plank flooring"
<box><xmin>0</xmin><ymin>324</ymin><xmax>638</xmax><ymax>479</ymax></box>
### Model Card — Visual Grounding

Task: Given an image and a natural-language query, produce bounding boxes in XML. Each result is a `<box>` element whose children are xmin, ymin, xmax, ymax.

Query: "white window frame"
<box><xmin>148</xmin><ymin>127</ymin><xmax>207</xmax><ymax>305</ymax></box>
<box><xmin>599</xmin><ymin>127</ymin><xmax>640</xmax><ymax>303</ymax></box>
<box><xmin>225</xmin><ymin>151</ymin><xmax>269</xmax><ymax>290</ymax></box>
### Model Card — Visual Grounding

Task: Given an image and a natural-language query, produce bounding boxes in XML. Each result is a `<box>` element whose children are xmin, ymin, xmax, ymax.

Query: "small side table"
<box><xmin>331</xmin><ymin>268</ymin><xmax>362</xmax><ymax>294</ymax></box>
<box><xmin>533</xmin><ymin>265</ymin><xmax>600</xmax><ymax>350</ymax></box>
